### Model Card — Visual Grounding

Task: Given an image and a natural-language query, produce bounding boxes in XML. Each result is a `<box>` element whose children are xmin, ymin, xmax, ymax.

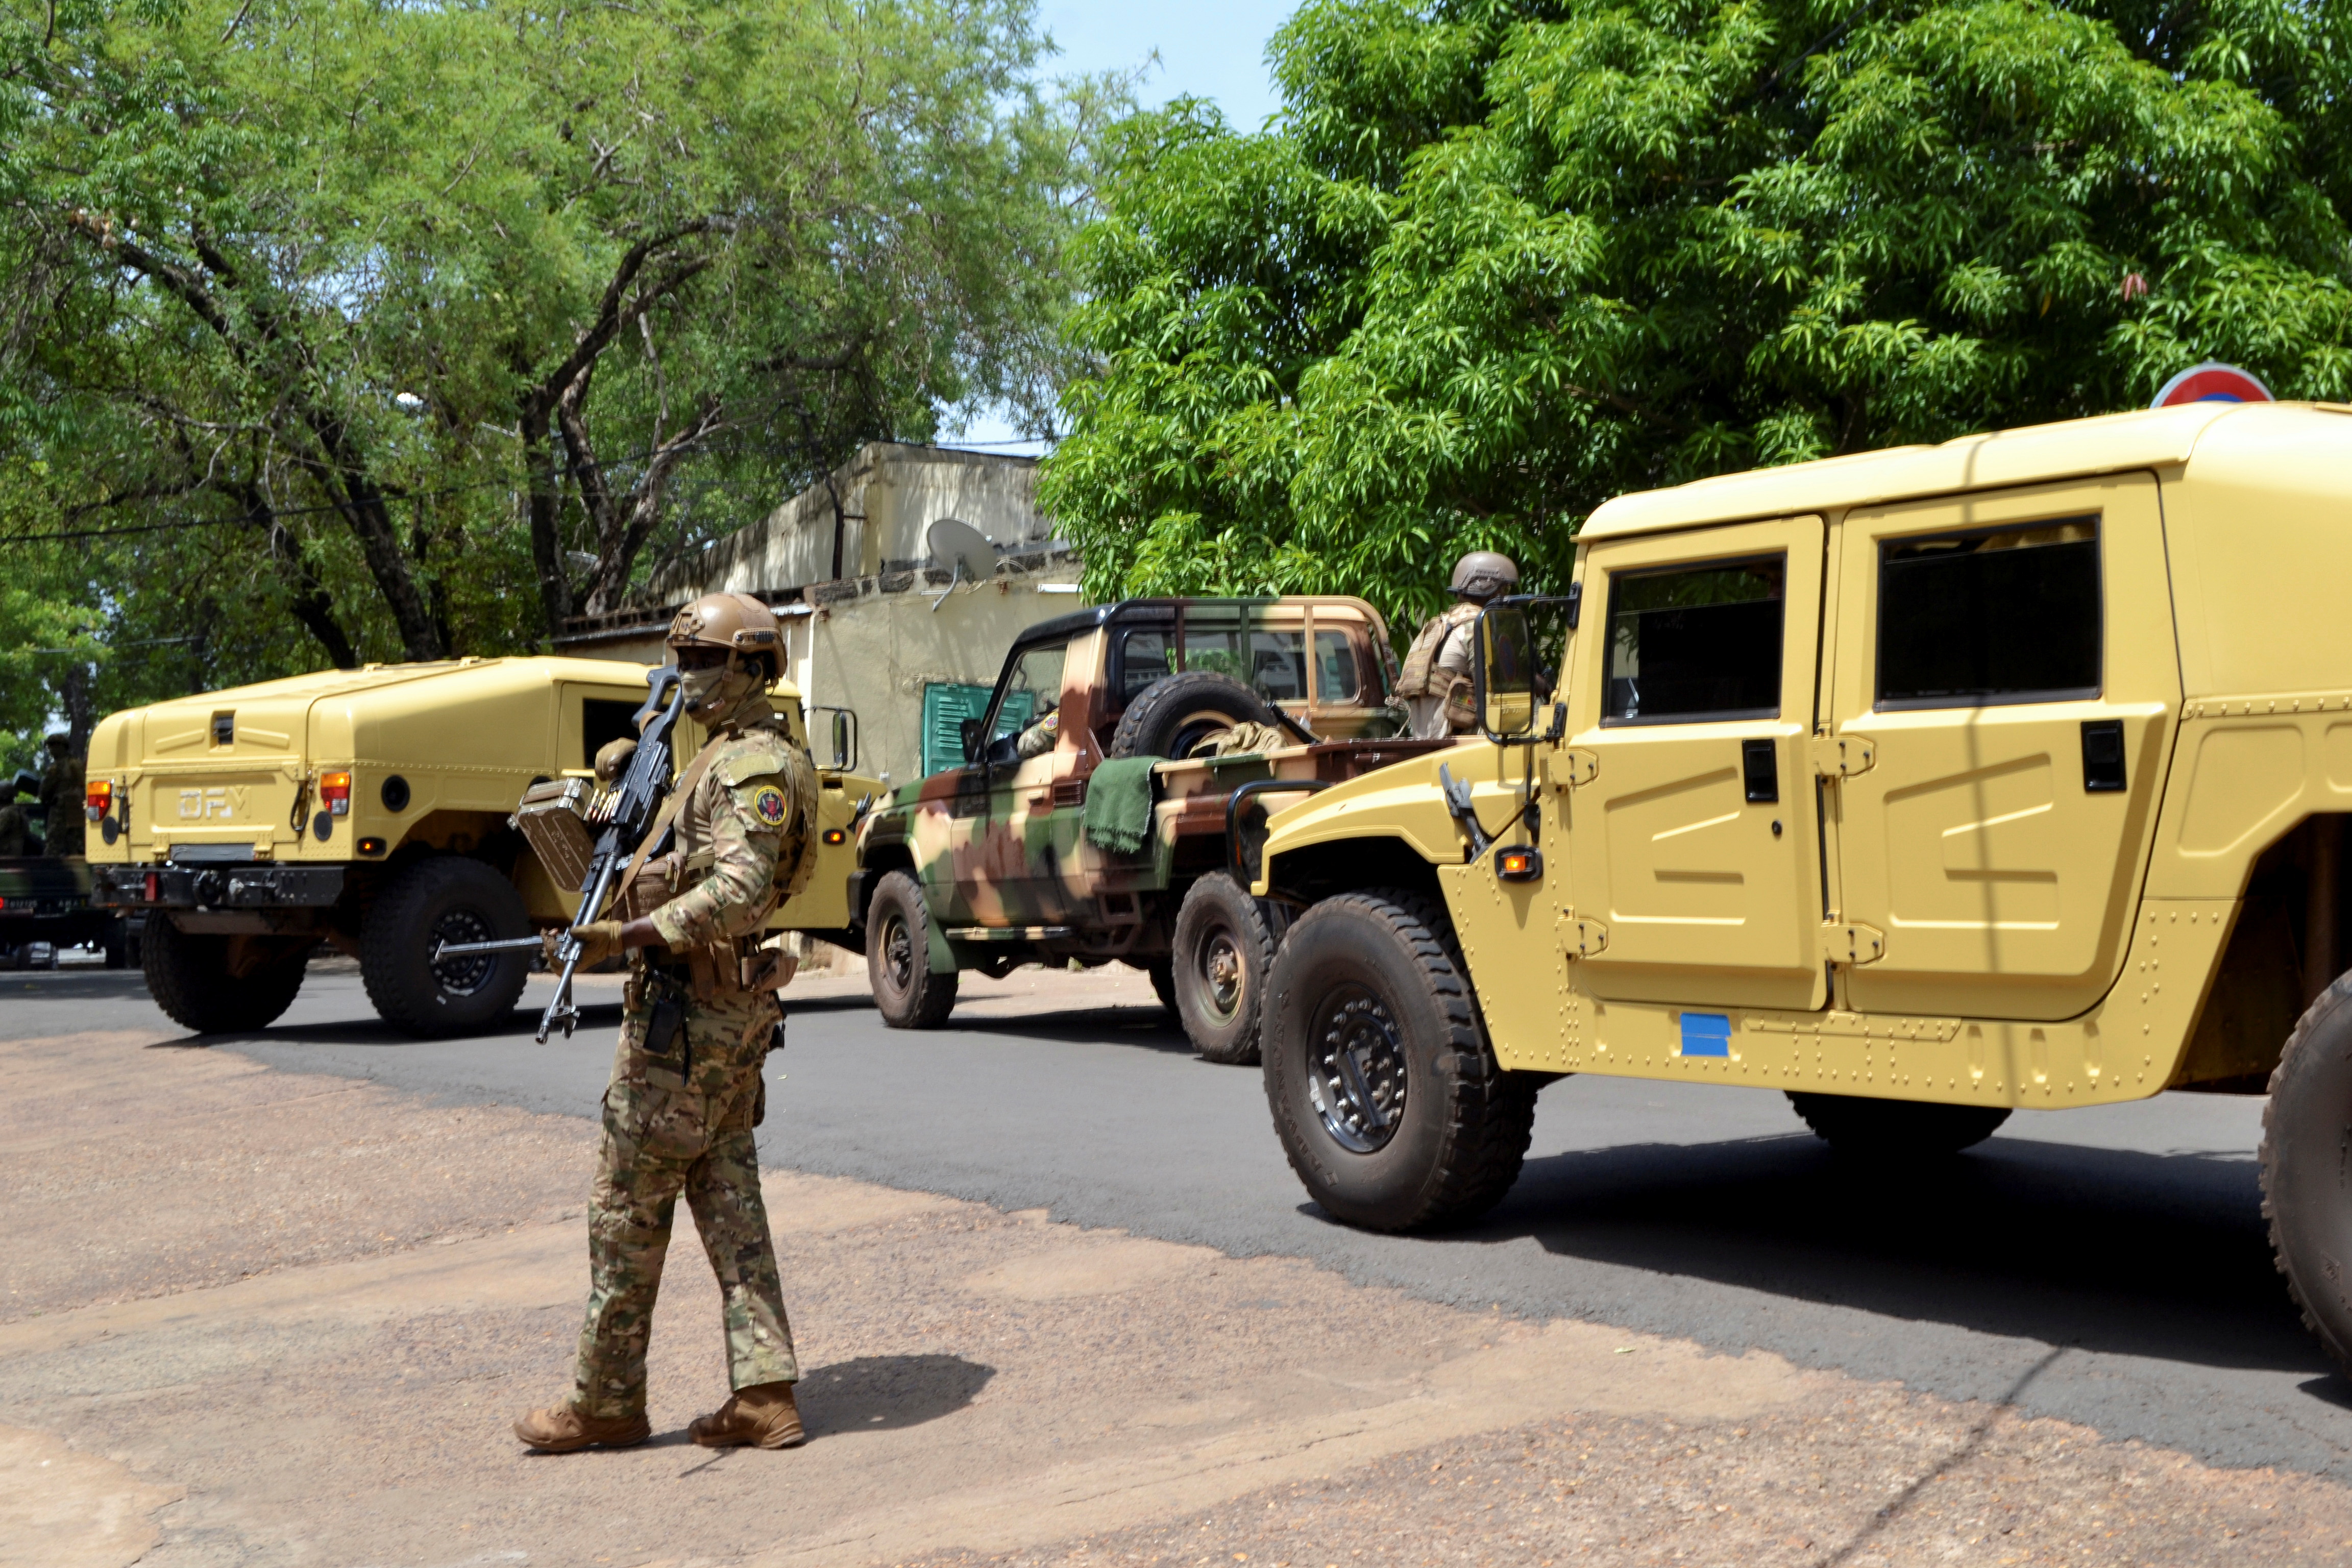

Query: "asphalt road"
<box><xmin>12</xmin><ymin>959</ymin><xmax>2345</xmax><ymax>1483</ymax></box>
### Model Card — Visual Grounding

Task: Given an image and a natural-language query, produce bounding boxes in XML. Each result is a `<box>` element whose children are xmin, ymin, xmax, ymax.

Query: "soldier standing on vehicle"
<box><xmin>36</xmin><ymin>736</ymin><xmax>84</xmax><ymax>859</ymax></box>
<box><xmin>0</xmin><ymin>776</ymin><xmax>34</xmax><ymax>857</ymax></box>
<box><xmin>1393</xmin><ymin>552</ymin><xmax>1520</xmax><ymax>740</ymax></box>
<box><xmin>513</xmin><ymin>592</ymin><xmax>820</xmax><ymax>1455</ymax></box>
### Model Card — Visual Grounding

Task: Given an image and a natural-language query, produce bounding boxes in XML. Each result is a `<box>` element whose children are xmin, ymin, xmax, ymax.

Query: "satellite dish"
<box><xmin>926</xmin><ymin>517</ymin><xmax>998</xmax><ymax>612</ymax></box>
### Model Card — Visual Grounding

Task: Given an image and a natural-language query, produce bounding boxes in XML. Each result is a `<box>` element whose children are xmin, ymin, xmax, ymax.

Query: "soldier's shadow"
<box><xmin>794</xmin><ymin>1353</ymin><xmax>995</xmax><ymax>1437</ymax></box>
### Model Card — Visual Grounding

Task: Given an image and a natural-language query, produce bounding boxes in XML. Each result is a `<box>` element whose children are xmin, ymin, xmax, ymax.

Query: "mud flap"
<box><xmin>926</xmin><ymin>914</ymin><xmax>958</xmax><ymax>975</ymax></box>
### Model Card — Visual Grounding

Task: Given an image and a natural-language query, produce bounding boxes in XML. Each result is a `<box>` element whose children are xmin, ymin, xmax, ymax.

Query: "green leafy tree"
<box><xmin>1043</xmin><ymin>0</ymin><xmax>2352</xmax><ymax>632</ymax></box>
<box><xmin>1</xmin><ymin>0</ymin><xmax>1107</xmax><ymax>721</ymax></box>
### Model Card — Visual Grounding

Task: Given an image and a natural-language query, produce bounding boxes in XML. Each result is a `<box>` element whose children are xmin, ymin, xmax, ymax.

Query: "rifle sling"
<box><xmin>600</xmin><ymin>736</ymin><xmax>727</xmax><ymax>922</ymax></box>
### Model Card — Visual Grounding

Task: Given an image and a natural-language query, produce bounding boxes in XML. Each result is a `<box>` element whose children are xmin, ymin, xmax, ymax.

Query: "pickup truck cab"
<box><xmin>1244</xmin><ymin>400</ymin><xmax>2352</xmax><ymax>1377</ymax></box>
<box><xmin>86</xmin><ymin>656</ymin><xmax>876</xmax><ymax>1036</ymax></box>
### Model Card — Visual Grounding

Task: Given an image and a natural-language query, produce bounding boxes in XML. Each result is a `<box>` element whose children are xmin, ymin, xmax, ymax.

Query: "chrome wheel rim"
<box><xmin>430</xmin><ymin>909</ymin><xmax>495</xmax><ymax>996</ymax></box>
<box><xmin>1308</xmin><ymin>983</ymin><xmax>1408</xmax><ymax>1154</ymax></box>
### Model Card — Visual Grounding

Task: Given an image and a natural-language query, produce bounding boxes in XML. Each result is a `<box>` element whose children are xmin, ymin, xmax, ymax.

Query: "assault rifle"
<box><xmin>434</xmin><ymin>667</ymin><xmax>689</xmax><ymax>1042</ymax></box>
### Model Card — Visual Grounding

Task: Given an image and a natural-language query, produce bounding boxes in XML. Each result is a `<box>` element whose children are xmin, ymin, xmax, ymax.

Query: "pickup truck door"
<box><xmin>1821</xmin><ymin>474</ymin><xmax>2178</xmax><ymax>1021</ymax></box>
<box><xmin>1562</xmin><ymin>515</ymin><xmax>1831</xmax><ymax>1013</ymax></box>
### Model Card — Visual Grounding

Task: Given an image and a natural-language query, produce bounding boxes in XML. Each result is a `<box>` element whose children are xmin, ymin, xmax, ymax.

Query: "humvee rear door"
<box><xmin>1563</xmin><ymin>516</ymin><xmax>1831</xmax><ymax>1012</ymax></box>
<box><xmin>1822</xmin><ymin>474</ymin><xmax>2178</xmax><ymax>1020</ymax></box>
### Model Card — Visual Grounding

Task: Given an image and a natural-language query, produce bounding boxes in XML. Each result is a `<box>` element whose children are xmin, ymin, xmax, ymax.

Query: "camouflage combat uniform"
<box><xmin>1395</xmin><ymin>601</ymin><xmax>1482</xmax><ymax>740</ymax></box>
<box><xmin>38</xmin><ymin>751</ymin><xmax>83</xmax><ymax>859</ymax></box>
<box><xmin>571</xmin><ymin>693</ymin><xmax>820</xmax><ymax>1422</ymax></box>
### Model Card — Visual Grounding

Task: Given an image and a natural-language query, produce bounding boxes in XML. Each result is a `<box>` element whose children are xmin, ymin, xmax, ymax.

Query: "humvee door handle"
<box><xmin>1810</xmin><ymin>736</ymin><xmax>1876</xmax><ymax>778</ymax></box>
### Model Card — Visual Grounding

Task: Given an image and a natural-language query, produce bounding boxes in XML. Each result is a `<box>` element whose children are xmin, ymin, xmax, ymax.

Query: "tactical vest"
<box><xmin>1395</xmin><ymin>601</ymin><xmax>1482</xmax><ymax>699</ymax></box>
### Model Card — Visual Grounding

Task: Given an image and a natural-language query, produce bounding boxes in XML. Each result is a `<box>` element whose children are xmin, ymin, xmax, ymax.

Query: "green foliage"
<box><xmin>0</xmin><ymin>0</ymin><xmax>1107</xmax><ymax>734</ymax></box>
<box><xmin>1041</xmin><ymin>0</ymin><xmax>2352</xmax><ymax>635</ymax></box>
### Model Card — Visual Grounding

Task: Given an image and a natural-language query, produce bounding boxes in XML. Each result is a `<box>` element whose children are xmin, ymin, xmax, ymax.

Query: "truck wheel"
<box><xmin>143</xmin><ymin>917</ymin><xmax>309</xmax><ymax>1034</ymax></box>
<box><xmin>2263</xmin><ymin>972</ymin><xmax>2352</xmax><ymax>1376</ymax></box>
<box><xmin>1174</xmin><ymin>873</ymin><xmax>1276</xmax><ymax>1065</ymax></box>
<box><xmin>360</xmin><ymin>856</ymin><xmax>531</xmax><ymax>1038</ymax></box>
<box><xmin>867</xmin><ymin>869</ymin><xmax>958</xmax><ymax>1028</ymax></box>
<box><xmin>1111</xmin><ymin>671</ymin><xmax>1282</xmax><ymax>761</ymax></box>
<box><xmin>1786</xmin><ymin>1092</ymin><xmax>2010</xmax><ymax>1156</ymax></box>
<box><xmin>1263</xmin><ymin>890</ymin><xmax>1536</xmax><ymax>1231</ymax></box>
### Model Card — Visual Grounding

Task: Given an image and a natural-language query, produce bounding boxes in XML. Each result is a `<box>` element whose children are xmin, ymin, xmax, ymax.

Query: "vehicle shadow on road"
<box><xmin>1447</xmin><ymin>1131</ymin><xmax>2328</xmax><ymax>1379</ymax></box>
<box><xmin>949</xmin><ymin>1007</ymin><xmax>1195</xmax><ymax>1055</ymax></box>
<box><xmin>141</xmin><ymin>1002</ymin><xmax>632</xmax><ymax>1050</ymax></box>
<box><xmin>795</xmin><ymin>1353</ymin><xmax>995</xmax><ymax>1437</ymax></box>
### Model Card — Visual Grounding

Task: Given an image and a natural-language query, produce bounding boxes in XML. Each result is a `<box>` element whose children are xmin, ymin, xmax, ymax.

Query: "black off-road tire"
<box><xmin>1174</xmin><ymin>873</ymin><xmax>1277</xmax><ymax>1065</ymax></box>
<box><xmin>360</xmin><ymin>856</ymin><xmax>532</xmax><ymax>1038</ymax></box>
<box><xmin>1262</xmin><ymin>890</ymin><xmax>1537</xmax><ymax>1231</ymax></box>
<box><xmin>1787</xmin><ymin>1092</ymin><xmax>2011</xmax><ymax>1157</ymax></box>
<box><xmin>143</xmin><ymin>915</ymin><xmax>310</xmax><ymax>1034</ymax></box>
<box><xmin>867</xmin><ymin>869</ymin><xmax>959</xmax><ymax>1028</ymax></box>
<box><xmin>1110</xmin><ymin>671</ymin><xmax>1283</xmax><ymax>761</ymax></box>
<box><xmin>2262</xmin><ymin>971</ymin><xmax>2352</xmax><ymax>1376</ymax></box>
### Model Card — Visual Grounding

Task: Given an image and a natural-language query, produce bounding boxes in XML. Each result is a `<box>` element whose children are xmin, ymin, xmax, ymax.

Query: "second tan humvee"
<box><xmin>1245</xmin><ymin>399</ymin><xmax>2352</xmax><ymax>1374</ymax></box>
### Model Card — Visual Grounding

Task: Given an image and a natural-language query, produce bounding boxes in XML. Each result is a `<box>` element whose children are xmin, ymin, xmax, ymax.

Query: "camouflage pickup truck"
<box><xmin>853</xmin><ymin>597</ymin><xmax>1456</xmax><ymax>1061</ymax></box>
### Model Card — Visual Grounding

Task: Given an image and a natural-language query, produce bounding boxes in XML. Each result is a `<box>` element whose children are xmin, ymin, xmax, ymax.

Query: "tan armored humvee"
<box><xmin>84</xmin><ymin>656</ymin><xmax>877</xmax><ymax>1038</ymax></box>
<box><xmin>1246</xmin><ymin>400</ymin><xmax>2352</xmax><ymax>1373</ymax></box>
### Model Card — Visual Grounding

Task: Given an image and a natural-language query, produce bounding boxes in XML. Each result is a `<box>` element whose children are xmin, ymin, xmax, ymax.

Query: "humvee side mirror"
<box><xmin>960</xmin><ymin>716</ymin><xmax>986</xmax><ymax>763</ymax></box>
<box><xmin>1476</xmin><ymin>605</ymin><xmax>1538</xmax><ymax>740</ymax></box>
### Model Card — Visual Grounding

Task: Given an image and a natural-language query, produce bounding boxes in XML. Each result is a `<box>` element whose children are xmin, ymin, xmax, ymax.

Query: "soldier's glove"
<box><xmin>570</xmin><ymin>919</ymin><xmax>628</xmax><ymax>969</ymax></box>
<box><xmin>594</xmin><ymin>737</ymin><xmax>638</xmax><ymax>784</ymax></box>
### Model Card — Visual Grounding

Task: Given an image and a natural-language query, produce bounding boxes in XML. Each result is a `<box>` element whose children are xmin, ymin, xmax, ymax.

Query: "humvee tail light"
<box><xmin>1495</xmin><ymin>846</ymin><xmax>1544</xmax><ymax>882</ymax></box>
<box><xmin>321</xmin><ymin>771</ymin><xmax>353</xmax><ymax>815</ymax></box>
<box><xmin>356</xmin><ymin>837</ymin><xmax>387</xmax><ymax>856</ymax></box>
<box><xmin>85</xmin><ymin>779</ymin><xmax>113</xmax><ymax>818</ymax></box>
<box><xmin>823</xmin><ymin>828</ymin><xmax>847</xmax><ymax>845</ymax></box>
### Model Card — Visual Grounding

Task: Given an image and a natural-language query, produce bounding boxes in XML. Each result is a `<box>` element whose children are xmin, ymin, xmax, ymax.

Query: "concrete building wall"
<box><xmin>803</xmin><ymin>568</ymin><xmax>1085</xmax><ymax>788</ymax></box>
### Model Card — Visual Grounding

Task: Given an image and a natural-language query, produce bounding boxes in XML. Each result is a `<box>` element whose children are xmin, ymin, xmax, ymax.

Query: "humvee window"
<box><xmin>1877</xmin><ymin>517</ymin><xmax>2100</xmax><ymax>708</ymax></box>
<box><xmin>1314</xmin><ymin>630</ymin><xmax>1360</xmax><ymax>703</ymax></box>
<box><xmin>1603</xmin><ymin>556</ymin><xmax>1785</xmax><ymax>723</ymax></box>
<box><xmin>581</xmin><ymin>699</ymin><xmax>640</xmax><ymax>770</ymax></box>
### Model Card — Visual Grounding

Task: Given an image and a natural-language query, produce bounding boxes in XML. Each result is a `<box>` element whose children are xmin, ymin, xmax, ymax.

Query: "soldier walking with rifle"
<box><xmin>512</xmin><ymin>592</ymin><xmax>820</xmax><ymax>1454</ymax></box>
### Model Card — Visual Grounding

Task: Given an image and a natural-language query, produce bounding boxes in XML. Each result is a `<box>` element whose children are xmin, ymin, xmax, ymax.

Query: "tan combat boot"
<box><xmin>512</xmin><ymin>1401</ymin><xmax>652</xmax><ymax>1453</ymax></box>
<box><xmin>688</xmin><ymin>1381</ymin><xmax>805</xmax><ymax>1449</ymax></box>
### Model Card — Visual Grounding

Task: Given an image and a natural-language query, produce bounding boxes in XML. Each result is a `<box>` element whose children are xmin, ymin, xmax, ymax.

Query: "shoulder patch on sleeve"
<box><xmin>717</xmin><ymin>735</ymin><xmax>797</xmax><ymax>788</ymax></box>
<box><xmin>748</xmin><ymin>782</ymin><xmax>790</xmax><ymax>826</ymax></box>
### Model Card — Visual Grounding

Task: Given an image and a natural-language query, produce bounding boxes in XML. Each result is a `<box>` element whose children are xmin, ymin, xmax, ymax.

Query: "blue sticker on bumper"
<box><xmin>1680</xmin><ymin>1011</ymin><xmax>1731</xmax><ymax>1058</ymax></box>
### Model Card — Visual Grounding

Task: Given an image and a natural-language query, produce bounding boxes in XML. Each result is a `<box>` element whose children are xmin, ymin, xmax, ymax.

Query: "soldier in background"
<box><xmin>513</xmin><ymin>592</ymin><xmax>820</xmax><ymax>1455</ymax></box>
<box><xmin>0</xmin><ymin>776</ymin><xmax>35</xmax><ymax>857</ymax></box>
<box><xmin>1393</xmin><ymin>552</ymin><xmax>1520</xmax><ymax>740</ymax></box>
<box><xmin>36</xmin><ymin>736</ymin><xmax>83</xmax><ymax>859</ymax></box>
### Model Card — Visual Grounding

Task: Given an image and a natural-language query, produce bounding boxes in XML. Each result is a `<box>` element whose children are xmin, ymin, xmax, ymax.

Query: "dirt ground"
<box><xmin>5</xmin><ymin>975</ymin><xmax>2351</xmax><ymax>1568</ymax></box>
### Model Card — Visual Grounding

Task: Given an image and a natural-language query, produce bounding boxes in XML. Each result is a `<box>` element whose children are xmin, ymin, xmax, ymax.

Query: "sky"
<box><xmin>947</xmin><ymin>0</ymin><xmax>1300</xmax><ymax>453</ymax></box>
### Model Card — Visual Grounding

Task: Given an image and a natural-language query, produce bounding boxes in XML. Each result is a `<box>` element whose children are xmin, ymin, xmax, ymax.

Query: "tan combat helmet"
<box><xmin>667</xmin><ymin>592</ymin><xmax>785</xmax><ymax>723</ymax></box>
<box><xmin>667</xmin><ymin>592</ymin><xmax>783</xmax><ymax>669</ymax></box>
<box><xmin>1448</xmin><ymin>551</ymin><xmax>1521</xmax><ymax>603</ymax></box>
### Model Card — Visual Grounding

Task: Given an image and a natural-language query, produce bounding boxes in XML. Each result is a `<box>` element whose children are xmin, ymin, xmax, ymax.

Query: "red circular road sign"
<box><xmin>2150</xmin><ymin>361</ymin><xmax>2274</xmax><ymax>408</ymax></box>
